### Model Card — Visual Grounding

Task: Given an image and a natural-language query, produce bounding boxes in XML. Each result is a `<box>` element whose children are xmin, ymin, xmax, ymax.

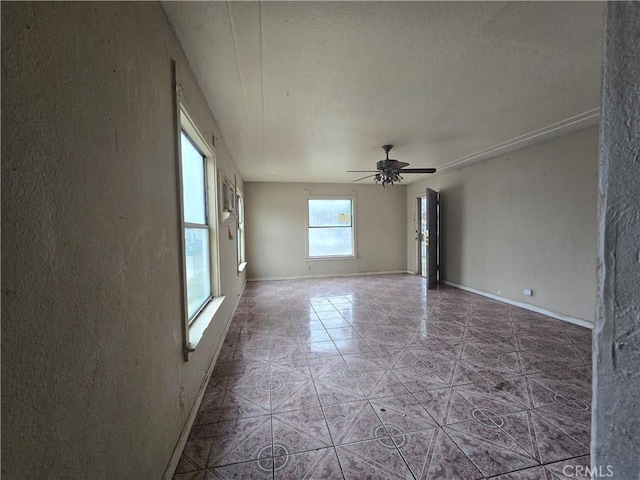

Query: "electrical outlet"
<box><xmin>523</xmin><ymin>288</ymin><xmax>533</xmax><ymax>296</ymax></box>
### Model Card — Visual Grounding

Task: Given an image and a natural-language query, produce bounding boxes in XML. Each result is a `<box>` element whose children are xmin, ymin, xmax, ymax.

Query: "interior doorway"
<box><xmin>425</xmin><ymin>188</ymin><xmax>439</xmax><ymax>288</ymax></box>
<box><xmin>417</xmin><ymin>190</ymin><xmax>439</xmax><ymax>287</ymax></box>
<box><xmin>416</xmin><ymin>196</ymin><xmax>428</xmax><ymax>277</ymax></box>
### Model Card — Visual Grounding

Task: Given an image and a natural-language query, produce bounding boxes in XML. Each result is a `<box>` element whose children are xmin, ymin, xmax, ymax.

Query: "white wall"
<box><xmin>2</xmin><ymin>3</ymin><xmax>244</xmax><ymax>478</ymax></box>
<box><xmin>245</xmin><ymin>183</ymin><xmax>407</xmax><ymax>280</ymax></box>
<box><xmin>407</xmin><ymin>126</ymin><xmax>599</xmax><ymax>323</ymax></box>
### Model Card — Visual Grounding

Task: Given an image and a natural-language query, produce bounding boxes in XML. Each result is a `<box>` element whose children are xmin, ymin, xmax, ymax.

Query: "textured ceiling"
<box><xmin>163</xmin><ymin>1</ymin><xmax>604</xmax><ymax>184</ymax></box>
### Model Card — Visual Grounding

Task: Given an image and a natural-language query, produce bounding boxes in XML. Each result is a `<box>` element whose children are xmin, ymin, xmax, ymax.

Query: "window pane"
<box><xmin>236</xmin><ymin>195</ymin><xmax>243</xmax><ymax>223</ymax></box>
<box><xmin>309</xmin><ymin>199</ymin><xmax>351</xmax><ymax>227</ymax></box>
<box><xmin>181</xmin><ymin>132</ymin><xmax>206</xmax><ymax>224</ymax></box>
<box><xmin>185</xmin><ymin>228</ymin><xmax>211</xmax><ymax>319</ymax></box>
<box><xmin>309</xmin><ymin>227</ymin><xmax>353</xmax><ymax>256</ymax></box>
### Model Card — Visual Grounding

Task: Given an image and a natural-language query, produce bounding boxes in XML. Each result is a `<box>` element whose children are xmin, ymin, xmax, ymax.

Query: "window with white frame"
<box><xmin>307</xmin><ymin>196</ymin><xmax>355</xmax><ymax>258</ymax></box>
<box><xmin>175</xmin><ymin>103</ymin><xmax>221</xmax><ymax>338</ymax></box>
<box><xmin>236</xmin><ymin>192</ymin><xmax>246</xmax><ymax>271</ymax></box>
<box><xmin>173</xmin><ymin>63</ymin><xmax>222</xmax><ymax>358</ymax></box>
<box><xmin>180</xmin><ymin>130</ymin><xmax>213</xmax><ymax>321</ymax></box>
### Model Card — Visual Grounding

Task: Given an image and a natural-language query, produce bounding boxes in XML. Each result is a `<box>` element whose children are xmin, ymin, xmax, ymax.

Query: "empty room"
<box><xmin>2</xmin><ymin>2</ymin><xmax>638</xmax><ymax>480</ymax></box>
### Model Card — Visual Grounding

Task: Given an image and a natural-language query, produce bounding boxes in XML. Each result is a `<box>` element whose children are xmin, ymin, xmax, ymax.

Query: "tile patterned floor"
<box><xmin>173</xmin><ymin>274</ymin><xmax>593</xmax><ymax>480</ymax></box>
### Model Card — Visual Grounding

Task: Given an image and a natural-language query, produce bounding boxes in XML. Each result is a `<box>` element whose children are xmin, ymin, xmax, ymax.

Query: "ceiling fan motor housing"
<box><xmin>376</xmin><ymin>159</ymin><xmax>399</xmax><ymax>170</ymax></box>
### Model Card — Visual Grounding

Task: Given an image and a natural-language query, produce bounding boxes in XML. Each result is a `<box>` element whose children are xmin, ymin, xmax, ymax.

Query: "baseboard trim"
<box><xmin>248</xmin><ymin>270</ymin><xmax>409</xmax><ymax>282</ymax></box>
<box><xmin>441</xmin><ymin>280</ymin><xmax>594</xmax><ymax>329</ymax></box>
<box><xmin>162</xmin><ymin>281</ymin><xmax>246</xmax><ymax>480</ymax></box>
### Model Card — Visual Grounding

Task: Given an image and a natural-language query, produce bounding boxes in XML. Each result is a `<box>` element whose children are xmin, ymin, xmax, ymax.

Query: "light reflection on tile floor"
<box><xmin>174</xmin><ymin>274</ymin><xmax>592</xmax><ymax>480</ymax></box>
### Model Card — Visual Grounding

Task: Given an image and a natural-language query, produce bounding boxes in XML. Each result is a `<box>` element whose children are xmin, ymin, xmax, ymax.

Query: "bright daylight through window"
<box><xmin>236</xmin><ymin>193</ymin><xmax>245</xmax><ymax>267</ymax></box>
<box><xmin>181</xmin><ymin>131</ymin><xmax>212</xmax><ymax>320</ymax></box>
<box><xmin>308</xmin><ymin>198</ymin><xmax>354</xmax><ymax>257</ymax></box>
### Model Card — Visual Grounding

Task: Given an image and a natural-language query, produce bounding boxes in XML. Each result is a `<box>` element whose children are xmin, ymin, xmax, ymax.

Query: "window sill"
<box><xmin>238</xmin><ymin>262</ymin><xmax>248</xmax><ymax>273</ymax></box>
<box><xmin>306</xmin><ymin>255</ymin><xmax>357</xmax><ymax>262</ymax></box>
<box><xmin>185</xmin><ymin>295</ymin><xmax>226</xmax><ymax>357</ymax></box>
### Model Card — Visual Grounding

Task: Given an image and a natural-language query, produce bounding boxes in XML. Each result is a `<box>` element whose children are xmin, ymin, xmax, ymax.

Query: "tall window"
<box><xmin>180</xmin><ymin>131</ymin><xmax>212</xmax><ymax>320</ymax></box>
<box><xmin>307</xmin><ymin>197</ymin><xmax>355</xmax><ymax>258</ymax></box>
<box><xmin>236</xmin><ymin>193</ymin><xmax>246</xmax><ymax>270</ymax></box>
<box><xmin>174</xmin><ymin>66</ymin><xmax>220</xmax><ymax>357</ymax></box>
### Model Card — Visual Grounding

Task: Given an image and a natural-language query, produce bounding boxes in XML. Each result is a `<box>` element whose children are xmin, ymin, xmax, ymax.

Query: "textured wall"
<box><xmin>1</xmin><ymin>3</ymin><xmax>244</xmax><ymax>478</ymax></box>
<box><xmin>406</xmin><ymin>127</ymin><xmax>599</xmax><ymax>323</ymax></box>
<box><xmin>592</xmin><ymin>2</ymin><xmax>640</xmax><ymax>476</ymax></box>
<box><xmin>244</xmin><ymin>183</ymin><xmax>407</xmax><ymax>280</ymax></box>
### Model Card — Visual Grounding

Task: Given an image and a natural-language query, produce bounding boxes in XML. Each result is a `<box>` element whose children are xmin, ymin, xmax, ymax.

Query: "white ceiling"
<box><xmin>163</xmin><ymin>1</ymin><xmax>604</xmax><ymax>184</ymax></box>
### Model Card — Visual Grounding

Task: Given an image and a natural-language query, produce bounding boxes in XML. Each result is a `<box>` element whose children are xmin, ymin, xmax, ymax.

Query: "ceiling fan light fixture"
<box><xmin>375</xmin><ymin>169</ymin><xmax>403</xmax><ymax>187</ymax></box>
<box><xmin>347</xmin><ymin>144</ymin><xmax>436</xmax><ymax>186</ymax></box>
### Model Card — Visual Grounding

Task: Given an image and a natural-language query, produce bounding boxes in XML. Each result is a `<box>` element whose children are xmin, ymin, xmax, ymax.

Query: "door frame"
<box><xmin>425</xmin><ymin>188</ymin><xmax>439</xmax><ymax>288</ymax></box>
<box><xmin>416</xmin><ymin>196</ymin><xmax>427</xmax><ymax>277</ymax></box>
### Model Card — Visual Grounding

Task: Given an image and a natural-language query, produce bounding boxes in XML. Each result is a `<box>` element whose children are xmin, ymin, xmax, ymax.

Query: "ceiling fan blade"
<box><xmin>347</xmin><ymin>170</ymin><xmax>379</xmax><ymax>173</ymax></box>
<box><xmin>398</xmin><ymin>168</ymin><xmax>437</xmax><ymax>174</ymax></box>
<box><xmin>352</xmin><ymin>174</ymin><xmax>377</xmax><ymax>182</ymax></box>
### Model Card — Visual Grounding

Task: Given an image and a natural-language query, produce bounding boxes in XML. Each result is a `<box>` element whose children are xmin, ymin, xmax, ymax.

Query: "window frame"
<box><xmin>175</xmin><ymin>99</ymin><xmax>223</xmax><ymax>360</ymax></box>
<box><xmin>180</xmin><ymin>130</ymin><xmax>213</xmax><ymax>322</ymax></box>
<box><xmin>304</xmin><ymin>191</ymin><xmax>358</xmax><ymax>261</ymax></box>
<box><xmin>236</xmin><ymin>191</ymin><xmax>247</xmax><ymax>273</ymax></box>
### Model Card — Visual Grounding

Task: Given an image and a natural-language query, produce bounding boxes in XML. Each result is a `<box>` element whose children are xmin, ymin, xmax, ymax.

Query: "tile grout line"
<box><xmin>181</xmin><ymin>278</ymin><xmax>592</xmax><ymax>479</ymax></box>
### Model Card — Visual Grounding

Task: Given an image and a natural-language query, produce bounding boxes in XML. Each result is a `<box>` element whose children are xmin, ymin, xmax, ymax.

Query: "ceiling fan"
<box><xmin>348</xmin><ymin>145</ymin><xmax>436</xmax><ymax>187</ymax></box>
